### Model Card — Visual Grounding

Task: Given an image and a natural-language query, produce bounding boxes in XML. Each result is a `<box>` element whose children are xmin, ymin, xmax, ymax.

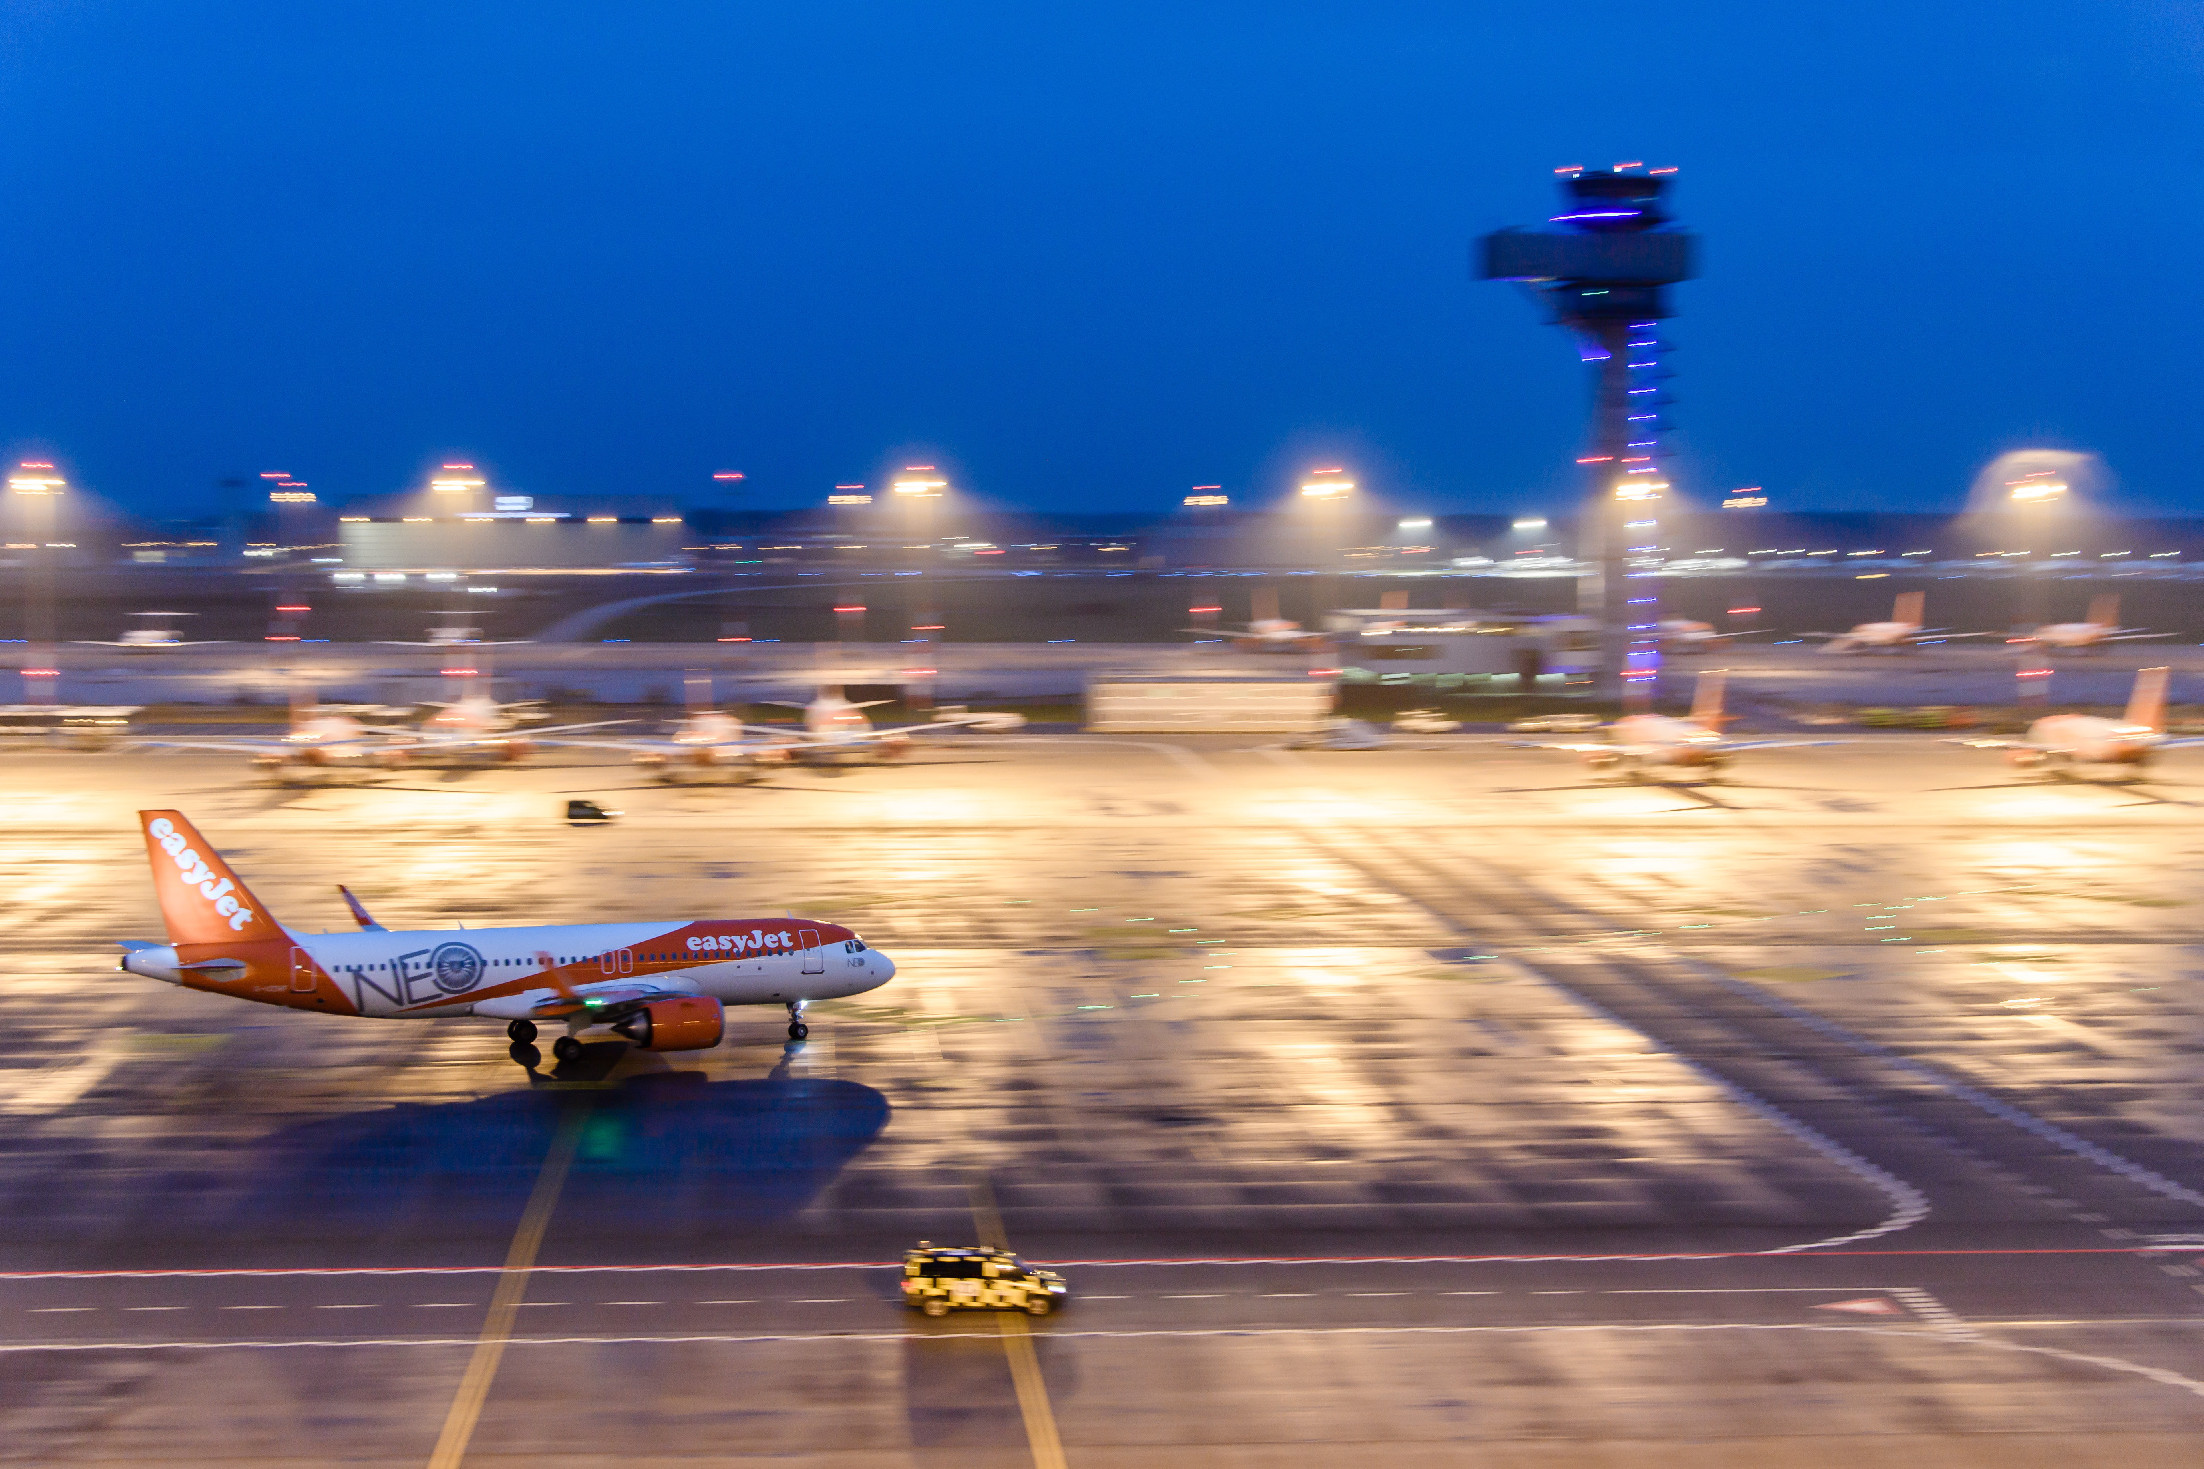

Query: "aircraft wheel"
<box><xmin>509</xmin><ymin>1041</ymin><xmax>541</xmax><ymax>1069</ymax></box>
<box><xmin>922</xmin><ymin>1298</ymin><xmax>949</xmax><ymax>1318</ymax></box>
<box><xmin>1024</xmin><ymin>1296</ymin><xmax>1053</xmax><ymax>1317</ymax></box>
<box><xmin>506</xmin><ymin>1019</ymin><xmax>537</xmax><ymax>1044</ymax></box>
<box><xmin>553</xmin><ymin>1035</ymin><xmax>584</xmax><ymax>1064</ymax></box>
<box><xmin>788</xmin><ymin>1020</ymin><xmax>810</xmax><ymax>1041</ymax></box>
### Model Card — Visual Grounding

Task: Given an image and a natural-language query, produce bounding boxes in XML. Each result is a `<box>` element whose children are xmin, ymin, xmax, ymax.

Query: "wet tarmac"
<box><xmin>1</xmin><ymin>736</ymin><xmax>2201</xmax><ymax>1465</ymax></box>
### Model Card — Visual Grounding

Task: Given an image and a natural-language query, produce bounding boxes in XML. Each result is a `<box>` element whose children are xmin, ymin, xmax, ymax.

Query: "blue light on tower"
<box><xmin>1479</xmin><ymin>164</ymin><xmax>1695</xmax><ymax>705</ymax></box>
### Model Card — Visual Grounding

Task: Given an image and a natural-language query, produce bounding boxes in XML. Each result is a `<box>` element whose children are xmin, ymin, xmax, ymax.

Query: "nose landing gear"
<box><xmin>786</xmin><ymin>1000</ymin><xmax>809</xmax><ymax>1042</ymax></box>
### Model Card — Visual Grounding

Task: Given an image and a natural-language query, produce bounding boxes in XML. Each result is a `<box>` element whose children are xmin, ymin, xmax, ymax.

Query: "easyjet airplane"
<box><xmin>1953</xmin><ymin>665</ymin><xmax>2204</xmax><ymax>777</ymax></box>
<box><xmin>1802</xmin><ymin>591</ymin><xmax>1998</xmax><ymax>654</ymax></box>
<box><xmin>1517</xmin><ymin>670</ymin><xmax>1841</xmax><ymax>776</ymax></box>
<box><xmin>118</xmin><ymin>811</ymin><xmax>895</xmax><ymax>1067</ymax></box>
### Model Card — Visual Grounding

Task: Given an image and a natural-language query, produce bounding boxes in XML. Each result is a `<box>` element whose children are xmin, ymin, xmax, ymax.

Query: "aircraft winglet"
<box><xmin>337</xmin><ymin>885</ymin><xmax>386</xmax><ymax>932</ymax></box>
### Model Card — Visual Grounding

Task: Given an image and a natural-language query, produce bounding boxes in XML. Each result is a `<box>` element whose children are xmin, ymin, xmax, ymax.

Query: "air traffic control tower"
<box><xmin>1480</xmin><ymin>166</ymin><xmax>1695</xmax><ymax>704</ymax></box>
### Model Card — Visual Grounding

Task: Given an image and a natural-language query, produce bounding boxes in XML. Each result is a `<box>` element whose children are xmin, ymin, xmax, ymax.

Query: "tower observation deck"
<box><xmin>1480</xmin><ymin>167</ymin><xmax>1696</xmax><ymax>703</ymax></box>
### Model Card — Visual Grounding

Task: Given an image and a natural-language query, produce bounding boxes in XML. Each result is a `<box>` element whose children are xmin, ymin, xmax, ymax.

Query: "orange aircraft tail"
<box><xmin>2087</xmin><ymin>594</ymin><xmax>2121</xmax><ymax>628</ymax></box>
<box><xmin>1688</xmin><ymin>669</ymin><xmax>1727</xmax><ymax>728</ymax></box>
<box><xmin>2125</xmin><ymin>667</ymin><xmax>2169</xmax><ymax>732</ymax></box>
<box><xmin>138</xmin><ymin>810</ymin><xmax>286</xmax><ymax>946</ymax></box>
<box><xmin>1892</xmin><ymin>590</ymin><xmax>1925</xmax><ymax>627</ymax></box>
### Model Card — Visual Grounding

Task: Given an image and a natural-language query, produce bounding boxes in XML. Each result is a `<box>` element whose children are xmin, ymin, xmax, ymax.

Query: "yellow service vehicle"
<box><xmin>901</xmin><ymin>1242</ymin><xmax>1069</xmax><ymax>1317</ymax></box>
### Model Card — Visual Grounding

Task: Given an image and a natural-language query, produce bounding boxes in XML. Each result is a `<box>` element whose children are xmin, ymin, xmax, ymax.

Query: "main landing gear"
<box><xmin>506</xmin><ymin>1019</ymin><xmax>541</xmax><ymax>1069</ymax></box>
<box><xmin>553</xmin><ymin>1035</ymin><xmax>585</xmax><ymax>1064</ymax></box>
<box><xmin>786</xmin><ymin>1001</ymin><xmax>809</xmax><ymax>1042</ymax></box>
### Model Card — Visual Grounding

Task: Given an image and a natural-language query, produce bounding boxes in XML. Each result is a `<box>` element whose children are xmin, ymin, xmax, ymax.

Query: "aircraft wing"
<box><xmin>74</xmin><ymin>639</ymin><xmax>232</xmax><ymax>647</ymax></box>
<box><xmin>1512</xmin><ymin>741</ymin><xmax>1613</xmax><ymax>753</ymax></box>
<box><xmin>1717</xmin><ymin>738</ymin><xmax>1849</xmax><ymax>751</ymax></box>
<box><xmin>125</xmin><ymin>736</ymin><xmax>378</xmax><ymax>754</ymax></box>
<box><xmin>528</xmin><ymin>735</ymin><xmax>782</xmax><ymax>758</ymax></box>
<box><xmin>2102</xmin><ymin>632</ymin><xmax>2176</xmax><ymax>642</ymax></box>
<box><xmin>1946</xmin><ymin>737</ymin><xmax>2023</xmax><ymax>748</ymax></box>
<box><xmin>373</xmin><ymin>639</ymin><xmax>535</xmax><ymax>647</ymax></box>
<box><xmin>1914</xmin><ymin>630</ymin><xmax>2002</xmax><ymax>640</ymax></box>
<box><xmin>2152</xmin><ymin>736</ymin><xmax>2204</xmax><ymax>749</ymax></box>
<box><xmin>471</xmin><ymin>975</ymin><xmax>702</xmax><ymax>1022</ymax></box>
<box><xmin>368</xmin><ymin>717</ymin><xmax>636</xmax><ymax>747</ymax></box>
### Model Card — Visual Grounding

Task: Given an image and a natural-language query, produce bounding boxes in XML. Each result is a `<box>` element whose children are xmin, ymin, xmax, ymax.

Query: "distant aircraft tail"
<box><xmin>1688</xmin><ymin>669</ymin><xmax>1727</xmax><ymax>728</ymax></box>
<box><xmin>2125</xmin><ymin>666</ymin><xmax>2170</xmax><ymax>732</ymax></box>
<box><xmin>138</xmin><ymin>811</ymin><xmax>286</xmax><ymax>946</ymax></box>
<box><xmin>1893</xmin><ymin>590</ymin><xmax>1925</xmax><ymax>627</ymax></box>
<box><xmin>2087</xmin><ymin>593</ymin><xmax>2121</xmax><ymax>629</ymax></box>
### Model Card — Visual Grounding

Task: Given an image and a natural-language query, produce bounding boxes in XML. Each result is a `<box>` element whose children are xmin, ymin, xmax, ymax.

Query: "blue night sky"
<box><xmin>0</xmin><ymin>1</ymin><xmax>2198</xmax><ymax>518</ymax></box>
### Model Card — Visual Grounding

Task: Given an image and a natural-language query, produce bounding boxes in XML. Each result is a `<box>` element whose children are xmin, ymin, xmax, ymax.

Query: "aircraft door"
<box><xmin>799</xmin><ymin>929</ymin><xmax>824</xmax><ymax>974</ymax></box>
<box><xmin>288</xmin><ymin>947</ymin><xmax>316</xmax><ymax>993</ymax></box>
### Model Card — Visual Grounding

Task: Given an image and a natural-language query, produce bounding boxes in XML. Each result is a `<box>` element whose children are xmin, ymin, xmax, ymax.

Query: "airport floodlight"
<box><xmin>2008</xmin><ymin>474</ymin><xmax>2068</xmax><ymax>504</ymax></box>
<box><xmin>1614</xmin><ymin>477</ymin><xmax>1667</xmax><ymax>501</ymax></box>
<box><xmin>1184</xmin><ymin>494</ymin><xmax>1228</xmax><ymax>507</ymax></box>
<box><xmin>8</xmin><ymin>462</ymin><xmax>64</xmax><ymax>494</ymax></box>
<box><xmin>1299</xmin><ymin>478</ymin><xmax>1354</xmax><ymax>500</ymax></box>
<box><xmin>1511</xmin><ymin>517</ymin><xmax>1548</xmax><ymax>531</ymax></box>
<box><xmin>892</xmin><ymin>478</ymin><xmax>947</xmax><ymax>497</ymax></box>
<box><xmin>1398</xmin><ymin>517</ymin><xmax>1432</xmax><ymax>530</ymax></box>
<box><xmin>269</xmin><ymin>491</ymin><xmax>317</xmax><ymax>503</ymax></box>
<box><xmin>829</xmin><ymin>494</ymin><xmax>874</xmax><ymax>505</ymax></box>
<box><xmin>652</xmin><ymin>516</ymin><xmax>683</xmax><ymax>523</ymax></box>
<box><xmin>713</xmin><ymin>471</ymin><xmax>745</xmax><ymax>481</ymax></box>
<box><xmin>587</xmin><ymin>516</ymin><xmax>616</xmax><ymax>524</ymax></box>
<box><xmin>430</xmin><ymin>476</ymin><xmax>486</xmax><ymax>492</ymax></box>
<box><xmin>1722</xmin><ymin>489</ymin><xmax>1768</xmax><ymax>508</ymax></box>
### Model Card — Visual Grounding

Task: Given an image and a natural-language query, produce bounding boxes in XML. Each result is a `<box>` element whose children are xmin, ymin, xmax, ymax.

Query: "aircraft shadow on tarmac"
<box><xmin>236</xmin><ymin>1057</ymin><xmax>890</xmax><ymax>1250</ymax></box>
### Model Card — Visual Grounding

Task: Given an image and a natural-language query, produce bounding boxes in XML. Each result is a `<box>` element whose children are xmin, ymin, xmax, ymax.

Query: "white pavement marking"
<box><xmin>1021</xmin><ymin>736</ymin><xmax>1215</xmax><ymax>776</ymax></box>
<box><xmin>4</xmin><ymin>1323</ymin><xmax>2201</xmax><ymax>1401</ymax></box>
<box><xmin>1290</xmin><ymin>828</ymin><xmax>1933</xmax><ymax>1256</ymax></box>
<box><xmin>0</xmin><ymin>1039</ymin><xmax>133</xmax><ymax>1116</ymax></box>
<box><xmin>1696</xmin><ymin>964</ymin><xmax>2204</xmax><ymax>1210</ymax></box>
<box><xmin>1889</xmin><ymin>1287</ymin><xmax>1978</xmax><ymax>1340</ymax></box>
<box><xmin>1499</xmin><ymin>956</ymin><xmax>1932</xmax><ymax>1254</ymax></box>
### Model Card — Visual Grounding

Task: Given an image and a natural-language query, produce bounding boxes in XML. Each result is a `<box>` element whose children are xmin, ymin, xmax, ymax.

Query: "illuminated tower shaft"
<box><xmin>1480</xmin><ymin>168</ymin><xmax>1694</xmax><ymax>704</ymax></box>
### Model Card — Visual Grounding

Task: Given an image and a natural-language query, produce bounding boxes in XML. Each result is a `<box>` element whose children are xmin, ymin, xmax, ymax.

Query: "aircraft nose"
<box><xmin>872</xmin><ymin>951</ymin><xmax>897</xmax><ymax>985</ymax></box>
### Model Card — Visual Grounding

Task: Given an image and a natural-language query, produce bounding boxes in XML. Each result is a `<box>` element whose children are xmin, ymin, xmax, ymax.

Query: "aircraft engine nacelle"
<box><xmin>753</xmin><ymin>745</ymin><xmax>792</xmax><ymax>765</ymax></box>
<box><xmin>880</xmin><ymin>733</ymin><xmax>912</xmax><ymax>759</ymax></box>
<box><xmin>612</xmin><ymin>996</ymin><xmax>725</xmax><ymax>1051</ymax></box>
<box><xmin>1580</xmin><ymin>750</ymin><xmax>1621</xmax><ymax>770</ymax></box>
<box><xmin>498</xmin><ymin>740</ymin><xmax>533</xmax><ymax>763</ymax></box>
<box><xmin>2006</xmin><ymin>749</ymin><xmax>2048</xmax><ymax>769</ymax></box>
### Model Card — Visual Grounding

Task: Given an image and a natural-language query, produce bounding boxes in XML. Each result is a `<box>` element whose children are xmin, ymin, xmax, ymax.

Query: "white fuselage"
<box><xmin>1826</xmin><ymin>620</ymin><xmax>1919</xmax><ymax>651</ymax></box>
<box><xmin>124</xmin><ymin>918</ymin><xmax>894</xmax><ymax>1018</ymax></box>
<box><xmin>2015</xmin><ymin>715</ymin><xmax>2160</xmax><ymax>767</ymax></box>
<box><xmin>1598</xmin><ymin>714</ymin><xmax>1727</xmax><ymax>768</ymax></box>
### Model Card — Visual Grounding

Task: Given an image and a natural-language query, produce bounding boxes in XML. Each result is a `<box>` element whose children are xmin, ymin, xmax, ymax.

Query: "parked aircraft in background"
<box><xmin>1803</xmin><ymin>592</ymin><xmax>1997</xmax><ymax>654</ymax></box>
<box><xmin>1184</xmin><ymin>587</ymin><xmax>1330</xmax><ymax>652</ymax></box>
<box><xmin>118</xmin><ymin>810</ymin><xmax>894</xmax><ymax>1064</ymax></box>
<box><xmin>762</xmin><ymin>685</ymin><xmax>1024</xmax><ymax>762</ymax></box>
<box><xmin>376</xmin><ymin>615</ymin><xmax>532</xmax><ymax>648</ymax></box>
<box><xmin>1186</xmin><ymin>617</ymin><xmax>1331</xmax><ymax>653</ymax></box>
<box><xmin>2009</xmin><ymin>596</ymin><xmax>2172</xmax><ymax>654</ymax></box>
<box><xmin>1517</xmin><ymin>670</ymin><xmax>1840</xmax><ymax>776</ymax></box>
<box><xmin>132</xmin><ymin>691</ymin><xmax>627</xmax><ymax>776</ymax></box>
<box><xmin>1657</xmin><ymin>616</ymin><xmax>1764</xmax><ymax>652</ymax></box>
<box><xmin>1952</xmin><ymin>666</ymin><xmax>2202</xmax><ymax>777</ymax></box>
<box><xmin>78</xmin><ymin>612</ymin><xmax>228</xmax><ymax>649</ymax></box>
